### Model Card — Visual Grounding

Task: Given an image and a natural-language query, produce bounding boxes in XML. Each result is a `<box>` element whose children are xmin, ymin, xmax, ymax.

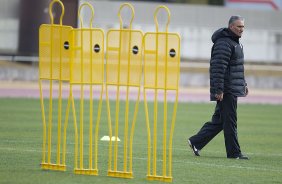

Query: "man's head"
<box><xmin>228</xmin><ymin>15</ymin><xmax>245</xmax><ymax>37</ymax></box>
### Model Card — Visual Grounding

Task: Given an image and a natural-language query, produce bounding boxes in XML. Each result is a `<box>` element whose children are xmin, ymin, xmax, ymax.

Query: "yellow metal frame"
<box><xmin>65</xmin><ymin>2</ymin><xmax>105</xmax><ymax>176</ymax></box>
<box><xmin>39</xmin><ymin>0</ymin><xmax>73</xmax><ymax>171</ymax></box>
<box><xmin>39</xmin><ymin>2</ymin><xmax>180</xmax><ymax>181</ymax></box>
<box><xmin>106</xmin><ymin>3</ymin><xmax>143</xmax><ymax>179</ymax></box>
<box><xmin>143</xmin><ymin>5</ymin><xmax>180</xmax><ymax>182</ymax></box>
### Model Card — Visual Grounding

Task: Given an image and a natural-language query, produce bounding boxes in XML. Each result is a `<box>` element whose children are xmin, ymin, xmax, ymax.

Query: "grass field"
<box><xmin>0</xmin><ymin>98</ymin><xmax>282</xmax><ymax>184</ymax></box>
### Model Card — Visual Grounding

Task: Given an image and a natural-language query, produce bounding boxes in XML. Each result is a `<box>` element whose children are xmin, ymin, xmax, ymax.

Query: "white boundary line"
<box><xmin>0</xmin><ymin>146</ymin><xmax>281</xmax><ymax>173</ymax></box>
<box><xmin>131</xmin><ymin>156</ymin><xmax>282</xmax><ymax>173</ymax></box>
<box><xmin>2</xmin><ymin>139</ymin><xmax>282</xmax><ymax>157</ymax></box>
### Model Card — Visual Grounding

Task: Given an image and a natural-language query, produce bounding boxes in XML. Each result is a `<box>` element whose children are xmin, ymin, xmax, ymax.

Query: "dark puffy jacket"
<box><xmin>210</xmin><ymin>28</ymin><xmax>246</xmax><ymax>101</ymax></box>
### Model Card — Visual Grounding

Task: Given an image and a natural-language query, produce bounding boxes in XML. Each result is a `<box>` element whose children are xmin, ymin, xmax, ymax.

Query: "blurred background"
<box><xmin>0</xmin><ymin>0</ymin><xmax>282</xmax><ymax>91</ymax></box>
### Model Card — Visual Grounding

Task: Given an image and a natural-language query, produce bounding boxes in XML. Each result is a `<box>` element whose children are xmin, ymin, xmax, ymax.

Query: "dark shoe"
<box><xmin>228</xmin><ymin>154</ymin><xmax>249</xmax><ymax>160</ymax></box>
<box><xmin>188</xmin><ymin>139</ymin><xmax>200</xmax><ymax>156</ymax></box>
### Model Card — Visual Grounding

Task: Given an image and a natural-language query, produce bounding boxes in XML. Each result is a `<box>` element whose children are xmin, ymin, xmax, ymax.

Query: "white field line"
<box><xmin>0</xmin><ymin>146</ymin><xmax>281</xmax><ymax>173</ymax></box>
<box><xmin>177</xmin><ymin>147</ymin><xmax>282</xmax><ymax>157</ymax></box>
<box><xmin>2</xmin><ymin>139</ymin><xmax>282</xmax><ymax>157</ymax></box>
<box><xmin>131</xmin><ymin>156</ymin><xmax>282</xmax><ymax>173</ymax></box>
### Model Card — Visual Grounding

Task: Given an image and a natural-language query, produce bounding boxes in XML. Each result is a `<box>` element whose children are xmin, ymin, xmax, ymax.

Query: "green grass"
<box><xmin>0</xmin><ymin>98</ymin><xmax>282</xmax><ymax>184</ymax></box>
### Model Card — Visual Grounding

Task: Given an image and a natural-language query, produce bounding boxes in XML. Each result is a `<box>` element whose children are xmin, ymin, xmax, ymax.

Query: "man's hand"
<box><xmin>215</xmin><ymin>92</ymin><xmax>224</xmax><ymax>101</ymax></box>
<box><xmin>245</xmin><ymin>86</ymin><xmax>249</xmax><ymax>96</ymax></box>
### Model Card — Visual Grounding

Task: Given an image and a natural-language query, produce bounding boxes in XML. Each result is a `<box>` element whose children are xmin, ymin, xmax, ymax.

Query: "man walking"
<box><xmin>188</xmin><ymin>15</ymin><xmax>249</xmax><ymax>159</ymax></box>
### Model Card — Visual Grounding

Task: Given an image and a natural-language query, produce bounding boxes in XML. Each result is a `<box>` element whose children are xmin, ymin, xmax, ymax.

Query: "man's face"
<box><xmin>229</xmin><ymin>20</ymin><xmax>245</xmax><ymax>37</ymax></box>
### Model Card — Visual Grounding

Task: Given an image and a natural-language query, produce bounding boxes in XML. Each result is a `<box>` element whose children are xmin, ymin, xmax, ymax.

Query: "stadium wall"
<box><xmin>1</xmin><ymin>0</ymin><xmax>282</xmax><ymax>89</ymax></box>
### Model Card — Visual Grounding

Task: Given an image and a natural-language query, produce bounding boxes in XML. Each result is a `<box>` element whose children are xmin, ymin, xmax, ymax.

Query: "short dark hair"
<box><xmin>228</xmin><ymin>15</ymin><xmax>244</xmax><ymax>26</ymax></box>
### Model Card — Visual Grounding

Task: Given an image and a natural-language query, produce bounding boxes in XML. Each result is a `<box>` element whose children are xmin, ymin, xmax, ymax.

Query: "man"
<box><xmin>187</xmin><ymin>15</ymin><xmax>249</xmax><ymax>159</ymax></box>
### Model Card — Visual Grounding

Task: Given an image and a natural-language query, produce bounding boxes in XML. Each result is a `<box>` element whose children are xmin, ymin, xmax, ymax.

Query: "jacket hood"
<box><xmin>211</xmin><ymin>28</ymin><xmax>239</xmax><ymax>43</ymax></box>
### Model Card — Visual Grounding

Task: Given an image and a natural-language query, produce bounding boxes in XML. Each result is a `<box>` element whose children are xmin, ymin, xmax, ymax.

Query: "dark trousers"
<box><xmin>189</xmin><ymin>93</ymin><xmax>241</xmax><ymax>158</ymax></box>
